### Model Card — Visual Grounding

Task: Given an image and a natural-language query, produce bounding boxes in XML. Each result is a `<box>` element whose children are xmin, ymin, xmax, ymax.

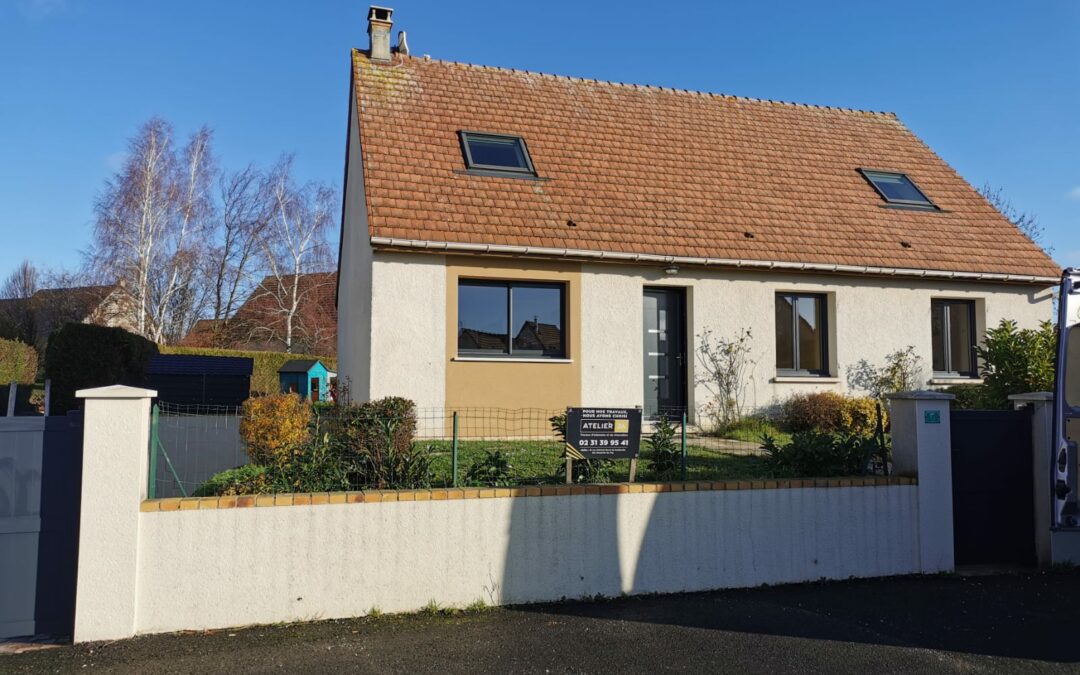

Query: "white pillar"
<box><xmin>73</xmin><ymin>385</ymin><xmax>156</xmax><ymax>643</ymax></box>
<box><xmin>887</xmin><ymin>390</ymin><xmax>955</xmax><ymax>573</ymax></box>
<box><xmin>1010</xmin><ymin>392</ymin><xmax>1054</xmax><ymax>566</ymax></box>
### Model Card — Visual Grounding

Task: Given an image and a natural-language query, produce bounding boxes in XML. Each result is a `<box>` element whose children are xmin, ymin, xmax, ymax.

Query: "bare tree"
<box><xmin>978</xmin><ymin>183</ymin><xmax>1052</xmax><ymax>255</ymax></box>
<box><xmin>0</xmin><ymin>260</ymin><xmax>40</xmax><ymax>343</ymax></box>
<box><xmin>249</xmin><ymin>157</ymin><xmax>336</xmax><ymax>353</ymax></box>
<box><xmin>206</xmin><ymin>165</ymin><xmax>270</xmax><ymax>321</ymax></box>
<box><xmin>90</xmin><ymin>118</ymin><xmax>216</xmax><ymax>343</ymax></box>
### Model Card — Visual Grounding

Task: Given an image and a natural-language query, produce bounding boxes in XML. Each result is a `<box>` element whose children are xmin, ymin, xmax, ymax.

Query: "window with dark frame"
<box><xmin>775</xmin><ymin>293</ymin><xmax>829</xmax><ymax>376</ymax></box>
<box><xmin>859</xmin><ymin>169</ymin><xmax>935</xmax><ymax>207</ymax></box>
<box><xmin>457</xmin><ymin>280</ymin><xmax>565</xmax><ymax>359</ymax></box>
<box><xmin>931</xmin><ymin>299</ymin><xmax>977</xmax><ymax>378</ymax></box>
<box><xmin>459</xmin><ymin>132</ymin><xmax>536</xmax><ymax>175</ymax></box>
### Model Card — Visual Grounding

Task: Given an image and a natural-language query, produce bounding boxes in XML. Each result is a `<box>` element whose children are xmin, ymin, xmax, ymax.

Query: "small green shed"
<box><xmin>278</xmin><ymin>359</ymin><xmax>331</xmax><ymax>402</ymax></box>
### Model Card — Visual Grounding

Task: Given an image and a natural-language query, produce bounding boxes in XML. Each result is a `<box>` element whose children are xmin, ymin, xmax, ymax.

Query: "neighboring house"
<box><xmin>181</xmin><ymin>272</ymin><xmax>338</xmax><ymax>356</ymax></box>
<box><xmin>337</xmin><ymin>7</ymin><xmax>1059</xmax><ymax>422</ymax></box>
<box><xmin>0</xmin><ymin>282</ymin><xmax>138</xmax><ymax>350</ymax></box>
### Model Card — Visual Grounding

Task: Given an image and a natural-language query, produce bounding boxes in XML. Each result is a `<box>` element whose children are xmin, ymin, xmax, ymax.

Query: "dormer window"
<box><xmin>460</xmin><ymin>132</ymin><xmax>536</xmax><ymax>175</ymax></box>
<box><xmin>860</xmin><ymin>169</ymin><xmax>935</xmax><ymax>208</ymax></box>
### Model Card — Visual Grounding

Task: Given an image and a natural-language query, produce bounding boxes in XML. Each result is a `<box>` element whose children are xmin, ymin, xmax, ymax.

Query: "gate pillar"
<box><xmin>887</xmin><ymin>390</ymin><xmax>956</xmax><ymax>573</ymax></box>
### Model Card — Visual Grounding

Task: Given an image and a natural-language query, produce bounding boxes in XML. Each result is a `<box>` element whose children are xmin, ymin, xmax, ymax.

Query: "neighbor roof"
<box><xmin>278</xmin><ymin>359</ymin><xmax>322</xmax><ymax>374</ymax></box>
<box><xmin>147</xmin><ymin>355</ymin><xmax>254</xmax><ymax>377</ymax></box>
<box><xmin>350</xmin><ymin>51</ymin><xmax>1059</xmax><ymax>282</ymax></box>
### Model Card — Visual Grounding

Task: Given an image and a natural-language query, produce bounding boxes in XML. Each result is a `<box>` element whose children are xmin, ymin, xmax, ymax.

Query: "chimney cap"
<box><xmin>368</xmin><ymin>5</ymin><xmax>393</xmax><ymax>27</ymax></box>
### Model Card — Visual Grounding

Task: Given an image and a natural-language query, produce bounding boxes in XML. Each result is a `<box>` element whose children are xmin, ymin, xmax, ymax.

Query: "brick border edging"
<box><xmin>140</xmin><ymin>476</ymin><xmax>918</xmax><ymax>512</ymax></box>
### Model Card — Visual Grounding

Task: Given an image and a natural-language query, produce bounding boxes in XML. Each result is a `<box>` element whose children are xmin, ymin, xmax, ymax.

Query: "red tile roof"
<box><xmin>351</xmin><ymin>51</ymin><xmax>1059</xmax><ymax>282</ymax></box>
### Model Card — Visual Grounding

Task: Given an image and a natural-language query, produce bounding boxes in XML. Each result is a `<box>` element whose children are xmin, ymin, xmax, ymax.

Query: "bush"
<box><xmin>941</xmin><ymin>384</ymin><xmax>989</xmax><ymax>410</ymax></box>
<box><xmin>976</xmin><ymin>319</ymin><xmax>1056</xmax><ymax>409</ymax></box>
<box><xmin>778</xmin><ymin>392</ymin><xmax>883</xmax><ymax>438</ymax></box>
<box><xmin>240</xmin><ymin>393</ymin><xmax>312</xmax><ymax>466</ymax></box>
<box><xmin>647</xmin><ymin>415</ymin><xmax>680</xmax><ymax>480</ymax></box>
<box><xmin>465</xmin><ymin>450</ymin><xmax>514</xmax><ymax>487</ymax></box>
<box><xmin>0</xmin><ymin>338</ymin><xmax>37</xmax><ymax>384</ymax></box>
<box><xmin>763</xmin><ymin>431</ymin><xmax>874</xmax><ymax>478</ymax></box>
<box><xmin>44</xmin><ymin>323</ymin><xmax>159</xmax><ymax>414</ymax></box>
<box><xmin>160</xmin><ymin>345</ymin><xmax>337</xmax><ymax>395</ymax></box>
<box><xmin>330</xmin><ymin>397</ymin><xmax>428</xmax><ymax>489</ymax></box>
<box><xmin>194</xmin><ymin>464</ymin><xmax>271</xmax><ymax>496</ymax></box>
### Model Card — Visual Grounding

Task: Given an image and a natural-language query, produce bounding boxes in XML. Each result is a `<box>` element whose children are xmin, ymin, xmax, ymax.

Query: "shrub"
<box><xmin>44</xmin><ymin>323</ymin><xmax>159</xmax><ymax>414</ymax></box>
<box><xmin>240</xmin><ymin>393</ymin><xmax>312</xmax><ymax>466</ymax></box>
<box><xmin>330</xmin><ymin>397</ymin><xmax>428</xmax><ymax>489</ymax></box>
<box><xmin>465</xmin><ymin>450</ymin><xmax>514</xmax><ymax>487</ymax></box>
<box><xmin>847</xmin><ymin>346</ymin><xmax>926</xmax><ymax>398</ymax></box>
<box><xmin>0</xmin><ymin>338</ymin><xmax>37</xmax><ymax>384</ymax></box>
<box><xmin>696</xmin><ymin>326</ymin><xmax>756</xmax><ymax>431</ymax></box>
<box><xmin>647</xmin><ymin>415</ymin><xmax>680</xmax><ymax>480</ymax></box>
<box><xmin>160</xmin><ymin>345</ymin><xmax>337</xmax><ymax>395</ymax></box>
<box><xmin>778</xmin><ymin>392</ymin><xmax>882</xmax><ymax>438</ymax></box>
<box><xmin>763</xmin><ymin>431</ymin><xmax>874</xmax><ymax>478</ymax></box>
<box><xmin>941</xmin><ymin>383</ymin><xmax>989</xmax><ymax>410</ymax></box>
<box><xmin>195</xmin><ymin>464</ymin><xmax>271</xmax><ymax>496</ymax></box>
<box><xmin>976</xmin><ymin>319</ymin><xmax>1056</xmax><ymax>409</ymax></box>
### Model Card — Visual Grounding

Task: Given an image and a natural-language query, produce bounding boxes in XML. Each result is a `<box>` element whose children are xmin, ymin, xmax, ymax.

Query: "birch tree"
<box><xmin>206</xmin><ymin>165</ymin><xmax>270</xmax><ymax>321</ymax></box>
<box><xmin>251</xmin><ymin>157</ymin><xmax>336</xmax><ymax>352</ymax></box>
<box><xmin>90</xmin><ymin>118</ymin><xmax>215</xmax><ymax>343</ymax></box>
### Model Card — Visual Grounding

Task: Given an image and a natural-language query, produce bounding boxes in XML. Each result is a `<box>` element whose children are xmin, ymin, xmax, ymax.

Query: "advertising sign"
<box><xmin>564</xmin><ymin>407</ymin><xmax>642</xmax><ymax>460</ymax></box>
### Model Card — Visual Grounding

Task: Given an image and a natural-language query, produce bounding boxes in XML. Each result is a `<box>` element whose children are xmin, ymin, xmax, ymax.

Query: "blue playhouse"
<box><xmin>278</xmin><ymin>359</ymin><xmax>333</xmax><ymax>402</ymax></box>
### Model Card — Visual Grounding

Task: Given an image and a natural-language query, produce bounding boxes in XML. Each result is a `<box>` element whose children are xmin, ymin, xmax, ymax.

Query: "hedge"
<box><xmin>45</xmin><ymin>323</ymin><xmax>159</xmax><ymax>414</ymax></box>
<box><xmin>160</xmin><ymin>346</ymin><xmax>337</xmax><ymax>395</ymax></box>
<box><xmin>0</xmin><ymin>338</ymin><xmax>37</xmax><ymax>384</ymax></box>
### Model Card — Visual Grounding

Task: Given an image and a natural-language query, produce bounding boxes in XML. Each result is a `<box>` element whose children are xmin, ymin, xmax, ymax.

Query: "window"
<box><xmin>458</xmin><ymin>280</ymin><xmax>565</xmax><ymax>358</ymax></box>
<box><xmin>459</xmin><ymin>132</ymin><xmax>536</xmax><ymax>175</ymax></box>
<box><xmin>860</xmin><ymin>169</ymin><xmax>935</xmax><ymax>207</ymax></box>
<box><xmin>931</xmin><ymin>299</ymin><xmax>977</xmax><ymax>377</ymax></box>
<box><xmin>1066</xmin><ymin>325</ymin><xmax>1080</xmax><ymax>408</ymax></box>
<box><xmin>775</xmin><ymin>293</ymin><xmax>828</xmax><ymax>375</ymax></box>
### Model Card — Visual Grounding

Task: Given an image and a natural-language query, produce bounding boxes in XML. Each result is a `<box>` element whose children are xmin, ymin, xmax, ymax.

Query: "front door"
<box><xmin>643</xmin><ymin>288</ymin><xmax>687</xmax><ymax>419</ymax></box>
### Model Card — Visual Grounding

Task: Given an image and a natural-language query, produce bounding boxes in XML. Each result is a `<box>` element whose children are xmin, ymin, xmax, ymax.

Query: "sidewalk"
<box><xmin>6</xmin><ymin>572</ymin><xmax>1080</xmax><ymax>673</ymax></box>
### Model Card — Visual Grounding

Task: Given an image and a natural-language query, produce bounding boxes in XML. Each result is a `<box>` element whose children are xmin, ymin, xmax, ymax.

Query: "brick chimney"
<box><xmin>367</xmin><ymin>6</ymin><xmax>394</xmax><ymax>61</ymax></box>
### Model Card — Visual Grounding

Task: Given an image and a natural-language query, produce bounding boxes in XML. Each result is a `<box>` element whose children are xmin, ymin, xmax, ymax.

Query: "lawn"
<box><xmin>420</xmin><ymin>439</ymin><xmax>771</xmax><ymax>486</ymax></box>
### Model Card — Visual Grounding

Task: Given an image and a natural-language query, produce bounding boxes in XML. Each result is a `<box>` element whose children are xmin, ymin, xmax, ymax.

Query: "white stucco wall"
<box><xmin>579</xmin><ymin>262</ymin><xmax>1053</xmax><ymax>422</ymax></box>
<box><xmin>131</xmin><ymin>485</ymin><xmax>918</xmax><ymax>636</ymax></box>
<box><xmin>367</xmin><ymin>252</ymin><xmax>447</xmax><ymax>412</ymax></box>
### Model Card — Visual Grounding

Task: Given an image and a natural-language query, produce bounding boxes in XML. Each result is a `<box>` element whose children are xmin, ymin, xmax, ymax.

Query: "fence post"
<box><xmin>148</xmin><ymin>404</ymin><xmax>160</xmax><ymax>499</ymax></box>
<box><xmin>5</xmin><ymin>382</ymin><xmax>14</xmax><ymax>417</ymax></box>
<box><xmin>452</xmin><ymin>411</ymin><xmax>459</xmax><ymax>488</ymax></box>
<box><xmin>680</xmin><ymin>411</ymin><xmax>688</xmax><ymax>481</ymax></box>
<box><xmin>886</xmin><ymin>390</ymin><xmax>955</xmax><ymax>573</ymax></box>
<box><xmin>73</xmin><ymin>384</ymin><xmax>157</xmax><ymax>643</ymax></box>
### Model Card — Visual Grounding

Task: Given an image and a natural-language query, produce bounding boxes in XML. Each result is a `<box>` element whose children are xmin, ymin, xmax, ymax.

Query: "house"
<box><xmin>143</xmin><ymin>354</ymin><xmax>254</xmax><ymax>407</ymax></box>
<box><xmin>0</xmin><ymin>282</ymin><xmax>138</xmax><ymax>351</ymax></box>
<box><xmin>336</xmin><ymin>7</ymin><xmax>1059</xmax><ymax>425</ymax></box>
<box><xmin>181</xmin><ymin>272</ymin><xmax>338</xmax><ymax>356</ymax></box>
<box><xmin>278</xmin><ymin>359</ymin><xmax>332</xmax><ymax>402</ymax></box>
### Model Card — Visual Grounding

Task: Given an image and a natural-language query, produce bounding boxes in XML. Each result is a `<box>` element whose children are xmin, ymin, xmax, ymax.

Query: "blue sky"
<box><xmin>1</xmin><ymin>0</ymin><xmax>1077</xmax><ymax>277</ymax></box>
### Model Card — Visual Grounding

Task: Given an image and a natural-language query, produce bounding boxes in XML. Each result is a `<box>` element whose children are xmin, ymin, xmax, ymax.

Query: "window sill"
<box><xmin>929</xmin><ymin>377</ymin><xmax>983</xmax><ymax>386</ymax></box>
<box><xmin>453</xmin><ymin>357</ymin><xmax>573</xmax><ymax>364</ymax></box>
<box><xmin>772</xmin><ymin>376</ymin><xmax>840</xmax><ymax>384</ymax></box>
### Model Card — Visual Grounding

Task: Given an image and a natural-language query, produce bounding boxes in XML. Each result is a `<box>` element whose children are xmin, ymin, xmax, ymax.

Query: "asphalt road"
<box><xmin>5</xmin><ymin>572</ymin><xmax>1080</xmax><ymax>674</ymax></box>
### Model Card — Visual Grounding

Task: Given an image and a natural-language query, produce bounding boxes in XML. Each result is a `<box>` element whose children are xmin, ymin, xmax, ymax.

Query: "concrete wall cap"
<box><xmin>76</xmin><ymin>384</ymin><xmax>158</xmax><ymax>399</ymax></box>
<box><xmin>1008</xmin><ymin>392</ymin><xmax>1054</xmax><ymax>402</ymax></box>
<box><xmin>885</xmin><ymin>390</ymin><xmax>956</xmax><ymax>401</ymax></box>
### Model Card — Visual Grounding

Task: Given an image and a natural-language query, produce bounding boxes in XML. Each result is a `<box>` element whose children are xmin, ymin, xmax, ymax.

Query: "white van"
<box><xmin>1055</xmin><ymin>268</ymin><xmax>1080</xmax><ymax>527</ymax></box>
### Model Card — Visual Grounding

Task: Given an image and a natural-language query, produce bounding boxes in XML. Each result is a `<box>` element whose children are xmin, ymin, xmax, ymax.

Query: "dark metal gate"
<box><xmin>0</xmin><ymin>413</ymin><xmax>83</xmax><ymax>639</ymax></box>
<box><xmin>950</xmin><ymin>409</ymin><xmax>1035</xmax><ymax>567</ymax></box>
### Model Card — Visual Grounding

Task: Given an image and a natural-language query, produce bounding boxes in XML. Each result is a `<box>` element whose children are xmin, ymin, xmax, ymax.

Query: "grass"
<box><xmin>418</xmin><ymin>438</ymin><xmax>771</xmax><ymax>486</ymax></box>
<box><xmin>713</xmin><ymin>417</ymin><xmax>792</xmax><ymax>445</ymax></box>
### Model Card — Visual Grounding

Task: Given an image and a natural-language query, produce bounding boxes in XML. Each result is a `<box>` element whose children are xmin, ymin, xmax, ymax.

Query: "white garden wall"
<box><xmin>71</xmin><ymin>387</ymin><xmax>954</xmax><ymax>643</ymax></box>
<box><xmin>133</xmin><ymin>485</ymin><xmax>919</xmax><ymax>636</ymax></box>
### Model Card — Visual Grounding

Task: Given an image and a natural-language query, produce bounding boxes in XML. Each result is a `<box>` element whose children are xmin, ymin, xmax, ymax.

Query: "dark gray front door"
<box><xmin>643</xmin><ymin>288</ymin><xmax>687</xmax><ymax>419</ymax></box>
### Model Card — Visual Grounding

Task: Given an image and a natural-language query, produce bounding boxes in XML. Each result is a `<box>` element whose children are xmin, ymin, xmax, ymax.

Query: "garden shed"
<box><xmin>278</xmin><ymin>359</ymin><xmax>332</xmax><ymax>402</ymax></box>
<box><xmin>144</xmin><ymin>354</ymin><xmax>253</xmax><ymax>407</ymax></box>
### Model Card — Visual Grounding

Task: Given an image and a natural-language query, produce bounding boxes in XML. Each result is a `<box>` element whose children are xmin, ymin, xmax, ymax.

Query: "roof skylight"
<box><xmin>860</xmin><ymin>169</ymin><xmax>935</xmax><ymax>207</ymax></box>
<box><xmin>460</xmin><ymin>132</ymin><xmax>536</xmax><ymax>175</ymax></box>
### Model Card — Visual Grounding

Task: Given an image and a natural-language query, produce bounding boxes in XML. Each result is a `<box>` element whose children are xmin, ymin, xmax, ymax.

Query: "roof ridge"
<box><xmin>352</xmin><ymin>49</ymin><xmax>898</xmax><ymax>119</ymax></box>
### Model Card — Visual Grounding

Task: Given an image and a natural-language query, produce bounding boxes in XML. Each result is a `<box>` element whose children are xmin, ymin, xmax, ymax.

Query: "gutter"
<box><xmin>369</xmin><ymin>237</ymin><xmax>1059</xmax><ymax>286</ymax></box>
